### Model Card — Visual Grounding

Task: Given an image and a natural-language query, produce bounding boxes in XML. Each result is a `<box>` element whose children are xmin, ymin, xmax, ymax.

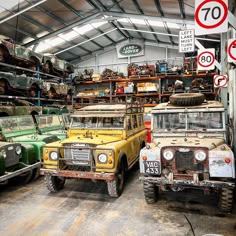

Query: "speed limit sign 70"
<box><xmin>195</xmin><ymin>0</ymin><xmax>228</xmax><ymax>35</ymax></box>
<box><xmin>197</xmin><ymin>48</ymin><xmax>215</xmax><ymax>71</ymax></box>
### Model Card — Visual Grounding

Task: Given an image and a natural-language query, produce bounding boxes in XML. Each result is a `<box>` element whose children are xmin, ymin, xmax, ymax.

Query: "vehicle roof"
<box><xmin>152</xmin><ymin>101</ymin><xmax>224</xmax><ymax>112</ymax></box>
<box><xmin>79</xmin><ymin>104</ymin><xmax>127</xmax><ymax>111</ymax></box>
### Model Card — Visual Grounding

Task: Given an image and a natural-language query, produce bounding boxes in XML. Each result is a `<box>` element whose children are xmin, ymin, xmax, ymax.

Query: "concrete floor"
<box><xmin>0</xmin><ymin>168</ymin><xmax>235</xmax><ymax>236</ymax></box>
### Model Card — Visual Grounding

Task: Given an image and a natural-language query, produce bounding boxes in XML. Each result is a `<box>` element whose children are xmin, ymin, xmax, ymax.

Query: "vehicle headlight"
<box><xmin>163</xmin><ymin>149</ymin><xmax>174</xmax><ymax>161</ymax></box>
<box><xmin>98</xmin><ymin>153</ymin><xmax>107</xmax><ymax>163</ymax></box>
<box><xmin>194</xmin><ymin>150</ymin><xmax>206</xmax><ymax>162</ymax></box>
<box><xmin>15</xmin><ymin>146</ymin><xmax>21</xmax><ymax>155</ymax></box>
<box><xmin>0</xmin><ymin>150</ymin><xmax>7</xmax><ymax>158</ymax></box>
<box><xmin>50</xmin><ymin>151</ymin><xmax>58</xmax><ymax>160</ymax></box>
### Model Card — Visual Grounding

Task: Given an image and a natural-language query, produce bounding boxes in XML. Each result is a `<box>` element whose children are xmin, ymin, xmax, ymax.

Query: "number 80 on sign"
<box><xmin>197</xmin><ymin>48</ymin><xmax>215</xmax><ymax>71</ymax></box>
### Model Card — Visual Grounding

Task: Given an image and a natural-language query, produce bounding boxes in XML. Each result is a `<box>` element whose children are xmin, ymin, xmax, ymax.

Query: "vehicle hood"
<box><xmin>61</xmin><ymin>134</ymin><xmax>122</xmax><ymax>145</ymax></box>
<box><xmin>153</xmin><ymin>137</ymin><xmax>225</xmax><ymax>150</ymax></box>
<box><xmin>11</xmin><ymin>134</ymin><xmax>59</xmax><ymax>143</ymax></box>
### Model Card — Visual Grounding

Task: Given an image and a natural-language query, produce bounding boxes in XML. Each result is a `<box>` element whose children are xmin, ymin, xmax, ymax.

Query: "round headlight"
<box><xmin>16</xmin><ymin>146</ymin><xmax>21</xmax><ymax>155</ymax></box>
<box><xmin>50</xmin><ymin>151</ymin><xmax>58</xmax><ymax>160</ymax></box>
<box><xmin>0</xmin><ymin>150</ymin><xmax>7</xmax><ymax>158</ymax></box>
<box><xmin>163</xmin><ymin>149</ymin><xmax>174</xmax><ymax>161</ymax></box>
<box><xmin>195</xmin><ymin>150</ymin><xmax>206</xmax><ymax>162</ymax></box>
<box><xmin>98</xmin><ymin>154</ymin><xmax>107</xmax><ymax>163</ymax></box>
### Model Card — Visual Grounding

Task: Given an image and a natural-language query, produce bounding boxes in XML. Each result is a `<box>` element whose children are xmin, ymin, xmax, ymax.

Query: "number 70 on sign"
<box><xmin>195</xmin><ymin>0</ymin><xmax>228</xmax><ymax>35</ymax></box>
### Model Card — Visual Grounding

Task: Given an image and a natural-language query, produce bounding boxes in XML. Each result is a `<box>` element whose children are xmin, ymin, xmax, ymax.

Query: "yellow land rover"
<box><xmin>41</xmin><ymin>104</ymin><xmax>147</xmax><ymax>197</ymax></box>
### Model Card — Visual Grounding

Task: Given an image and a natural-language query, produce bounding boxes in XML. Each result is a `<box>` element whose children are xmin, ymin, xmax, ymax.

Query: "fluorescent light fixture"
<box><xmin>0</xmin><ymin>0</ymin><xmax>47</xmax><ymax>24</ymax></box>
<box><xmin>167</xmin><ymin>22</ymin><xmax>180</xmax><ymax>29</ymax></box>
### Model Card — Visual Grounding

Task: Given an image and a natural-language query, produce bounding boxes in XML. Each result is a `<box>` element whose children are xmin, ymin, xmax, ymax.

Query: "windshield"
<box><xmin>37</xmin><ymin>115</ymin><xmax>62</xmax><ymax>129</ymax></box>
<box><xmin>154</xmin><ymin>112</ymin><xmax>224</xmax><ymax>131</ymax></box>
<box><xmin>0</xmin><ymin>116</ymin><xmax>35</xmax><ymax>133</ymax></box>
<box><xmin>71</xmin><ymin>117</ymin><xmax>124</xmax><ymax>129</ymax></box>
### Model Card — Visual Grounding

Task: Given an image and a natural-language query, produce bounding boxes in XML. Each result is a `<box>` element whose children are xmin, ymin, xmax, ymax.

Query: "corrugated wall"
<box><xmin>76</xmin><ymin>45</ymin><xmax>183</xmax><ymax>75</ymax></box>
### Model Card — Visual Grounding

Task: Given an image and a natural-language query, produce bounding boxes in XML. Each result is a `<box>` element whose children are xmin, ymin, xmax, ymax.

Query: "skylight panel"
<box><xmin>148</xmin><ymin>20</ymin><xmax>164</xmax><ymax>27</ymax></box>
<box><xmin>167</xmin><ymin>22</ymin><xmax>180</xmax><ymax>29</ymax></box>
<box><xmin>0</xmin><ymin>0</ymin><xmax>24</xmax><ymax>13</ymax></box>
<box><xmin>73</xmin><ymin>24</ymin><xmax>93</xmax><ymax>35</ymax></box>
<box><xmin>35</xmin><ymin>42</ymin><xmax>51</xmax><ymax>53</ymax></box>
<box><xmin>117</xmin><ymin>18</ymin><xmax>129</xmax><ymax>23</ymax></box>
<box><xmin>58</xmin><ymin>30</ymin><xmax>79</xmax><ymax>41</ymax></box>
<box><xmin>91</xmin><ymin>21</ymin><xmax>107</xmax><ymax>28</ymax></box>
<box><xmin>45</xmin><ymin>37</ymin><xmax>65</xmax><ymax>46</ymax></box>
<box><xmin>130</xmin><ymin>18</ymin><xmax>146</xmax><ymax>25</ymax></box>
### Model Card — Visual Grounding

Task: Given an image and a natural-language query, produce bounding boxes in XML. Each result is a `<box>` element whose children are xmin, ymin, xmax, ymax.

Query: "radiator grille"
<box><xmin>175</xmin><ymin>151</ymin><xmax>194</xmax><ymax>170</ymax></box>
<box><xmin>64</xmin><ymin>144</ymin><xmax>91</xmax><ymax>165</ymax></box>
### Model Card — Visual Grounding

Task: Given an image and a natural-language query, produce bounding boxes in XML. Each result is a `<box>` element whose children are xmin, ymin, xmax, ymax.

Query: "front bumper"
<box><xmin>40</xmin><ymin>168</ymin><xmax>116</xmax><ymax>181</ymax></box>
<box><xmin>139</xmin><ymin>175</ymin><xmax>235</xmax><ymax>189</ymax></box>
<box><xmin>0</xmin><ymin>162</ymin><xmax>41</xmax><ymax>182</ymax></box>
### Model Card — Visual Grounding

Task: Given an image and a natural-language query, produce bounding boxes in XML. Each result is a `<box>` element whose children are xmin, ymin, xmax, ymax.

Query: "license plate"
<box><xmin>144</xmin><ymin>161</ymin><xmax>160</xmax><ymax>175</ymax></box>
<box><xmin>8</xmin><ymin>146</ymin><xmax>13</xmax><ymax>151</ymax></box>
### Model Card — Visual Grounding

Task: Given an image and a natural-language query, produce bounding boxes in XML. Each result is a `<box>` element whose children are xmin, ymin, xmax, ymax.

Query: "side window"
<box><xmin>138</xmin><ymin>114</ymin><xmax>144</xmax><ymax>127</ymax></box>
<box><xmin>132</xmin><ymin>115</ymin><xmax>138</xmax><ymax>129</ymax></box>
<box><xmin>126</xmin><ymin>116</ymin><xmax>132</xmax><ymax>130</ymax></box>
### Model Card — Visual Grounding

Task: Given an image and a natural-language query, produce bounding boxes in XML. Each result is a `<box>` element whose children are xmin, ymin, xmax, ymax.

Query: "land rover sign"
<box><xmin>116</xmin><ymin>41</ymin><xmax>144</xmax><ymax>58</ymax></box>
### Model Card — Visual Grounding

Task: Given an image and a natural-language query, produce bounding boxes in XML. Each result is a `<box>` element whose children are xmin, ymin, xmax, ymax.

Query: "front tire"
<box><xmin>143</xmin><ymin>181</ymin><xmax>158</xmax><ymax>204</ymax></box>
<box><xmin>218</xmin><ymin>188</ymin><xmax>234</xmax><ymax>212</ymax></box>
<box><xmin>107</xmin><ymin>161</ymin><xmax>125</xmax><ymax>198</ymax></box>
<box><xmin>45</xmin><ymin>175</ymin><xmax>66</xmax><ymax>193</ymax></box>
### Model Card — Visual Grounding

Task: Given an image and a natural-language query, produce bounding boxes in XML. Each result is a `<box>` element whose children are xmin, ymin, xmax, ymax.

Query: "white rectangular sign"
<box><xmin>179</xmin><ymin>29</ymin><xmax>195</xmax><ymax>53</ymax></box>
<box><xmin>195</xmin><ymin>0</ymin><xmax>228</xmax><ymax>35</ymax></box>
<box><xmin>197</xmin><ymin>48</ymin><xmax>215</xmax><ymax>71</ymax></box>
<box><xmin>227</xmin><ymin>38</ymin><xmax>236</xmax><ymax>62</ymax></box>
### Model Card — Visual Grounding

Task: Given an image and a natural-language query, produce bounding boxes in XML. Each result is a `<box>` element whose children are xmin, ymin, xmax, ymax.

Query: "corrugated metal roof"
<box><xmin>0</xmin><ymin>0</ymin><xmax>234</xmax><ymax>62</ymax></box>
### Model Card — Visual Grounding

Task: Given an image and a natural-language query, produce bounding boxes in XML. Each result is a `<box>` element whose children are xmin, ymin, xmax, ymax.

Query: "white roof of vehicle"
<box><xmin>152</xmin><ymin>101</ymin><xmax>224</xmax><ymax>112</ymax></box>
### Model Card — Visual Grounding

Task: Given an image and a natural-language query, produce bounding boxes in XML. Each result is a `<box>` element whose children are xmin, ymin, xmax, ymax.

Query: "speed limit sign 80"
<box><xmin>195</xmin><ymin>0</ymin><xmax>228</xmax><ymax>35</ymax></box>
<box><xmin>197</xmin><ymin>48</ymin><xmax>215</xmax><ymax>71</ymax></box>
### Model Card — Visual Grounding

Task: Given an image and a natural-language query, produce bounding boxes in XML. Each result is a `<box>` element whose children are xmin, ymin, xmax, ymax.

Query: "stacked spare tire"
<box><xmin>169</xmin><ymin>93</ymin><xmax>205</xmax><ymax>106</ymax></box>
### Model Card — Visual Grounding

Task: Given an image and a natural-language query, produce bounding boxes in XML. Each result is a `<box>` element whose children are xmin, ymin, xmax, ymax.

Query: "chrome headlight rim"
<box><xmin>163</xmin><ymin>149</ymin><xmax>174</xmax><ymax>161</ymax></box>
<box><xmin>194</xmin><ymin>150</ymin><xmax>207</xmax><ymax>162</ymax></box>
<box><xmin>15</xmin><ymin>146</ymin><xmax>21</xmax><ymax>155</ymax></box>
<box><xmin>50</xmin><ymin>151</ymin><xmax>58</xmax><ymax>160</ymax></box>
<box><xmin>0</xmin><ymin>149</ymin><xmax>7</xmax><ymax>158</ymax></box>
<box><xmin>98</xmin><ymin>153</ymin><xmax>108</xmax><ymax>164</ymax></box>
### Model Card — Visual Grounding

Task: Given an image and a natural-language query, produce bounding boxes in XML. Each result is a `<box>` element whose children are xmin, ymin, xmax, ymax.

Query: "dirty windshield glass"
<box><xmin>71</xmin><ymin>117</ymin><xmax>124</xmax><ymax>129</ymax></box>
<box><xmin>154</xmin><ymin>112</ymin><xmax>223</xmax><ymax>130</ymax></box>
<box><xmin>37</xmin><ymin>115</ymin><xmax>62</xmax><ymax>128</ymax></box>
<box><xmin>0</xmin><ymin>116</ymin><xmax>35</xmax><ymax>133</ymax></box>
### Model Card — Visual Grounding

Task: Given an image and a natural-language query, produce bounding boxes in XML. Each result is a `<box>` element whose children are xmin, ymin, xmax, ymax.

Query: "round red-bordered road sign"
<box><xmin>228</xmin><ymin>39</ymin><xmax>236</xmax><ymax>61</ymax></box>
<box><xmin>195</xmin><ymin>0</ymin><xmax>228</xmax><ymax>29</ymax></box>
<box><xmin>214</xmin><ymin>75</ymin><xmax>228</xmax><ymax>88</ymax></box>
<box><xmin>197</xmin><ymin>51</ymin><xmax>215</xmax><ymax>68</ymax></box>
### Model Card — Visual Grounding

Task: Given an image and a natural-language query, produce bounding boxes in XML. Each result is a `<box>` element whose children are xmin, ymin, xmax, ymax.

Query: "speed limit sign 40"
<box><xmin>197</xmin><ymin>48</ymin><xmax>215</xmax><ymax>71</ymax></box>
<box><xmin>195</xmin><ymin>0</ymin><xmax>228</xmax><ymax>35</ymax></box>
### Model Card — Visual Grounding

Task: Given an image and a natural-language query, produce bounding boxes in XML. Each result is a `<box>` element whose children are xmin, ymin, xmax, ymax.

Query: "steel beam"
<box><xmin>228</xmin><ymin>11</ymin><xmax>236</xmax><ymax>29</ymax></box>
<box><xmin>57</xmin><ymin>0</ymin><xmax>84</xmax><ymax>18</ymax></box>
<box><xmin>144</xmin><ymin>20</ymin><xmax>160</xmax><ymax>43</ymax></box>
<box><xmin>55</xmin><ymin>28</ymin><xmax>117</xmax><ymax>55</ymax></box>
<box><xmin>153</xmin><ymin>0</ymin><xmax>164</xmax><ymax>16</ymax></box>
<box><xmin>24</xmin><ymin>12</ymin><xmax>100</xmax><ymax>47</ymax></box>
<box><xmin>110</xmin><ymin>0</ymin><xmax>125</xmax><ymax>12</ymax></box>
<box><xmin>0</xmin><ymin>0</ymin><xmax>47</xmax><ymax>24</ymax></box>
<box><xmin>178</xmin><ymin>0</ymin><xmax>186</xmax><ymax>19</ymax></box>
<box><xmin>103</xmin><ymin>11</ymin><xmax>195</xmax><ymax>25</ymax></box>
<box><xmin>127</xmin><ymin>19</ymin><xmax>145</xmax><ymax>39</ymax></box>
<box><xmin>132</xmin><ymin>0</ymin><xmax>144</xmax><ymax>15</ymax></box>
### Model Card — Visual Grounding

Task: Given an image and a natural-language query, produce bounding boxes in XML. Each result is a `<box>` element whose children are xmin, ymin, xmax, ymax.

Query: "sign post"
<box><xmin>214</xmin><ymin>75</ymin><xmax>228</xmax><ymax>88</ymax></box>
<box><xmin>179</xmin><ymin>29</ymin><xmax>195</xmax><ymax>53</ymax></box>
<box><xmin>227</xmin><ymin>39</ymin><xmax>236</xmax><ymax>63</ymax></box>
<box><xmin>195</xmin><ymin>0</ymin><xmax>228</xmax><ymax>35</ymax></box>
<box><xmin>197</xmin><ymin>48</ymin><xmax>215</xmax><ymax>70</ymax></box>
